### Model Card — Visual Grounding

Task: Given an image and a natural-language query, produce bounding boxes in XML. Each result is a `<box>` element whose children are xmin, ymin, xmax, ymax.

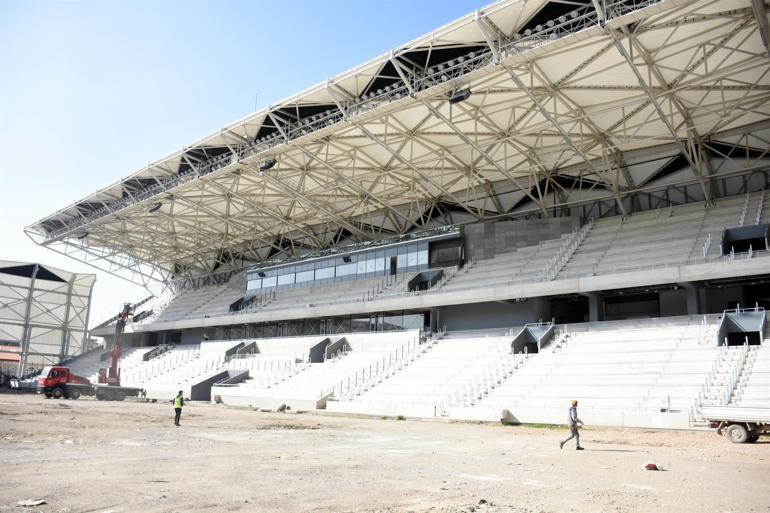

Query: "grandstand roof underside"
<box><xmin>26</xmin><ymin>0</ymin><xmax>770</xmax><ymax>287</ymax></box>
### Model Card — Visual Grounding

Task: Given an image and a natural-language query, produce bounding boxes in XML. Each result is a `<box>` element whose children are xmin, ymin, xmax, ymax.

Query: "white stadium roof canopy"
<box><xmin>26</xmin><ymin>0</ymin><xmax>770</xmax><ymax>289</ymax></box>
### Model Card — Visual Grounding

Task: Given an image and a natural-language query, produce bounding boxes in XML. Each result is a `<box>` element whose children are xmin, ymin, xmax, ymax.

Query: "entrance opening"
<box><xmin>390</xmin><ymin>256</ymin><xmax>397</xmax><ymax>275</ymax></box>
<box><xmin>721</xmin><ymin>224</ymin><xmax>768</xmax><ymax>255</ymax></box>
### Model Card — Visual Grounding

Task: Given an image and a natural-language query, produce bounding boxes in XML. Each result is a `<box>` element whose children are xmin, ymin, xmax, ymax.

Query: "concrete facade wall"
<box><xmin>704</xmin><ymin>286</ymin><xmax>749</xmax><ymax>312</ymax></box>
<box><xmin>464</xmin><ymin>217</ymin><xmax>578</xmax><ymax>261</ymax></box>
<box><xmin>659</xmin><ymin>289</ymin><xmax>688</xmax><ymax>317</ymax></box>
<box><xmin>181</xmin><ymin>328</ymin><xmax>207</xmax><ymax>345</ymax></box>
<box><xmin>438</xmin><ymin>300</ymin><xmax>546</xmax><ymax>331</ymax></box>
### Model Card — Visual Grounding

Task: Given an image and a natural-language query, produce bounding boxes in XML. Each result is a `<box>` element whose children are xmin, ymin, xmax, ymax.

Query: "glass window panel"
<box><xmin>375</xmin><ymin>258</ymin><xmax>385</xmax><ymax>272</ymax></box>
<box><xmin>356</xmin><ymin>260</ymin><xmax>366</xmax><ymax>275</ymax></box>
<box><xmin>247</xmin><ymin>279</ymin><xmax>262</xmax><ymax>290</ymax></box>
<box><xmin>417</xmin><ymin>249</ymin><xmax>428</xmax><ymax>266</ymax></box>
<box><xmin>365</xmin><ymin>258</ymin><xmax>376</xmax><ymax>273</ymax></box>
<box><xmin>262</xmin><ymin>276</ymin><xmax>277</xmax><ymax>288</ymax></box>
<box><xmin>316</xmin><ymin>266</ymin><xmax>335</xmax><ymax>280</ymax></box>
<box><xmin>295</xmin><ymin>270</ymin><xmax>314</xmax><ymax>283</ymax></box>
<box><xmin>336</xmin><ymin>263</ymin><xmax>356</xmax><ymax>277</ymax></box>
<box><xmin>407</xmin><ymin>252</ymin><xmax>417</xmax><ymax>267</ymax></box>
<box><xmin>277</xmin><ymin>273</ymin><xmax>294</xmax><ymax>286</ymax></box>
<box><xmin>396</xmin><ymin>253</ymin><xmax>406</xmax><ymax>270</ymax></box>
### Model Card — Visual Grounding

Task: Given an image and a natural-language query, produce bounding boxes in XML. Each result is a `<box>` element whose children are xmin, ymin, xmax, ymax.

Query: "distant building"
<box><xmin>0</xmin><ymin>261</ymin><xmax>95</xmax><ymax>376</ymax></box>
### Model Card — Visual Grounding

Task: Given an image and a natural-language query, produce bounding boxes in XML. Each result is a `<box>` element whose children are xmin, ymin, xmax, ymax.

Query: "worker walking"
<box><xmin>173</xmin><ymin>390</ymin><xmax>184</xmax><ymax>426</ymax></box>
<box><xmin>559</xmin><ymin>399</ymin><xmax>584</xmax><ymax>450</ymax></box>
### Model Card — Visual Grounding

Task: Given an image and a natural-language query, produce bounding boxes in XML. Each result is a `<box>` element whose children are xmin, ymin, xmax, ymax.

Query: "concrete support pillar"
<box><xmin>430</xmin><ymin>309</ymin><xmax>440</xmax><ymax>334</ymax></box>
<box><xmin>586</xmin><ymin>293</ymin><xmax>604</xmax><ymax>322</ymax></box>
<box><xmin>683</xmin><ymin>283</ymin><xmax>702</xmax><ymax>315</ymax></box>
<box><xmin>533</xmin><ymin>298</ymin><xmax>552</xmax><ymax>324</ymax></box>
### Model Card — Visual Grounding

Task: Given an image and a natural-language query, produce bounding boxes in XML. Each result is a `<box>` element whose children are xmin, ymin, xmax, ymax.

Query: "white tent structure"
<box><xmin>0</xmin><ymin>261</ymin><xmax>95</xmax><ymax>376</ymax></box>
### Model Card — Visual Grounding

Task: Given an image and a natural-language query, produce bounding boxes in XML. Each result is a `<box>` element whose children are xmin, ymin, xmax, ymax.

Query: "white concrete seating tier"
<box><xmin>734</xmin><ymin>342</ymin><xmax>770</xmax><ymax>407</ymax></box>
<box><xmin>556</xmin><ymin>194</ymin><xmax>756</xmax><ymax>279</ymax></box>
<box><xmin>251</xmin><ymin>275</ymin><xmax>415</xmax><ymax>314</ymax></box>
<box><xmin>137</xmin><ymin>340</ymin><xmax>243</xmax><ymax>399</ymax></box>
<box><xmin>215</xmin><ymin>336</ymin><xmax>327</xmax><ymax>393</ymax></box>
<box><xmin>214</xmin><ymin>331</ymin><xmax>419</xmax><ymax>409</ymax></box>
<box><xmin>441</xmin><ymin>234</ymin><xmax>570</xmax><ymax>292</ymax></box>
<box><xmin>60</xmin><ymin>347</ymin><xmax>108</xmax><ymax>381</ymax></box>
<box><xmin>327</xmin><ymin>334</ymin><xmax>518</xmax><ymax>417</ymax></box>
<box><xmin>478</xmin><ymin>321</ymin><xmax>719</xmax><ymax>416</ymax></box>
<box><xmin>64</xmin><ymin>346</ymin><xmax>156</xmax><ymax>384</ymax></box>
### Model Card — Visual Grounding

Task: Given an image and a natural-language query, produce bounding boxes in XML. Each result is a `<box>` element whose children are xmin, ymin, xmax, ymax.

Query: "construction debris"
<box><xmin>16</xmin><ymin>498</ymin><xmax>47</xmax><ymax>507</ymax></box>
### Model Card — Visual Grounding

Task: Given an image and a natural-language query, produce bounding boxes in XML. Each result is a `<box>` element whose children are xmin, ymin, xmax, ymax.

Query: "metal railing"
<box><xmin>324</xmin><ymin>335</ymin><xmax>427</xmax><ymax>401</ymax></box>
<box><xmin>542</xmin><ymin>219</ymin><xmax>593</xmax><ymax>281</ymax></box>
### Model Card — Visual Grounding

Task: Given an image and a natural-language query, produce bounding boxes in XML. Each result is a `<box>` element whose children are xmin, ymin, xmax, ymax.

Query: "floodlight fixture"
<box><xmin>259</xmin><ymin>159</ymin><xmax>277</xmax><ymax>172</ymax></box>
<box><xmin>148</xmin><ymin>202</ymin><xmax>162</xmax><ymax>213</ymax></box>
<box><xmin>75</xmin><ymin>231</ymin><xmax>89</xmax><ymax>240</ymax></box>
<box><xmin>449</xmin><ymin>88</ymin><xmax>472</xmax><ymax>104</ymax></box>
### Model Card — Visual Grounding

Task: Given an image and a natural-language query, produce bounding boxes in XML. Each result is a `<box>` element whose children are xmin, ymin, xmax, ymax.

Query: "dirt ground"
<box><xmin>0</xmin><ymin>392</ymin><xmax>768</xmax><ymax>513</ymax></box>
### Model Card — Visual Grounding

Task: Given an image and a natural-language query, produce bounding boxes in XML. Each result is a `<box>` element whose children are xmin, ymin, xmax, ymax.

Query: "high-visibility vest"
<box><xmin>174</xmin><ymin>395</ymin><xmax>183</xmax><ymax>408</ymax></box>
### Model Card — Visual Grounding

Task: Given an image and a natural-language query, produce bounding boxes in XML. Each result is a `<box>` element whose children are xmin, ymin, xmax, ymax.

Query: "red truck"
<box><xmin>37</xmin><ymin>304</ymin><xmax>144</xmax><ymax>401</ymax></box>
<box><xmin>36</xmin><ymin>365</ymin><xmax>143</xmax><ymax>401</ymax></box>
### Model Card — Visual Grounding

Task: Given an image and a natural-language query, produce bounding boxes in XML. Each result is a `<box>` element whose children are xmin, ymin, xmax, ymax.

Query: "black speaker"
<box><xmin>342</xmin><ymin>256</ymin><xmax>352</xmax><ymax>263</ymax></box>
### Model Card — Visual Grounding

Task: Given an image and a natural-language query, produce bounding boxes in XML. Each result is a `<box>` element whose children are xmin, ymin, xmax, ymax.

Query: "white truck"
<box><xmin>700</xmin><ymin>406</ymin><xmax>770</xmax><ymax>443</ymax></box>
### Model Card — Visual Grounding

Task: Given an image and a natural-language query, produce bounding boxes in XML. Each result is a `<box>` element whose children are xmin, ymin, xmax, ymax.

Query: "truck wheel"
<box><xmin>70</xmin><ymin>389</ymin><xmax>81</xmax><ymax>400</ymax></box>
<box><xmin>44</xmin><ymin>392</ymin><xmax>52</xmax><ymax>399</ymax></box>
<box><xmin>726</xmin><ymin>424</ymin><xmax>749</xmax><ymax>443</ymax></box>
<box><xmin>748</xmin><ymin>433</ymin><xmax>760</xmax><ymax>443</ymax></box>
<box><xmin>115</xmin><ymin>392</ymin><xmax>126</xmax><ymax>401</ymax></box>
<box><xmin>95</xmin><ymin>391</ymin><xmax>104</xmax><ymax>401</ymax></box>
<box><xmin>52</xmin><ymin>387</ymin><xmax>64</xmax><ymax>399</ymax></box>
<box><xmin>103</xmin><ymin>390</ymin><xmax>115</xmax><ymax>401</ymax></box>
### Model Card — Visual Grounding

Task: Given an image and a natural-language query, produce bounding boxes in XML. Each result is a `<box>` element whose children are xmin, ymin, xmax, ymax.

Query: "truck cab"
<box><xmin>37</xmin><ymin>366</ymin><xmax>91</xmax><ymax>399</ymax></box>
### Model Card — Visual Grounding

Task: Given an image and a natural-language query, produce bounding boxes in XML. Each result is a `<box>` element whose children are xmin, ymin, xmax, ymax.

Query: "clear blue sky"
<box><xmin>0</xmin><ymin>0</ymin><xmax>484</xmax><ymax>326</ymax></box>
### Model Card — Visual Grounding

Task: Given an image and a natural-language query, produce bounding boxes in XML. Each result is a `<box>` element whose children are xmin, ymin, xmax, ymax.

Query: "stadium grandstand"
<box><xmin>23</xmin><ymin>0</ymin><xmax>770</xmax><ymax>428</ymax></box>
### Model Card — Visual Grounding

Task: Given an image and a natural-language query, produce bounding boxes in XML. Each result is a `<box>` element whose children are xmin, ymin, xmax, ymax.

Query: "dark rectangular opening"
<box><xmin>726</xmin><ymin>332</ymin><xmax>761</xmax><ymax>346</ymax></box>
<box><xmin>722</xmin><ymin>224</ymin><xmax>768</xmax><ymax>255</ymax></box>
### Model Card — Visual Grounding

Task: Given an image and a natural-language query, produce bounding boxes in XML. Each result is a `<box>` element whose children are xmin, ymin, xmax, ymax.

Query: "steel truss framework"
<box><xmin>0</xmin><ymin>261</ymin><xmax>95</xmax><ymax>376</ymax></box>
<box><xmin>25</xmin><ymin>0</ymin><xmax>770</xmax><ymax>290</ymax></box>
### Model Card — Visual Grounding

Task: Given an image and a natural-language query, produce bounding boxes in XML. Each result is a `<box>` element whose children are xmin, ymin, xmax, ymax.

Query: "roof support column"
<box><xmin>17</xmin><ymin>264</ymin><xmax>39</xmax><ymax>377</ymax></box>
<box><xmin>59</xmin><ymin>275</ymin><xmax>75</xmax><ymax>361</ymax></box>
